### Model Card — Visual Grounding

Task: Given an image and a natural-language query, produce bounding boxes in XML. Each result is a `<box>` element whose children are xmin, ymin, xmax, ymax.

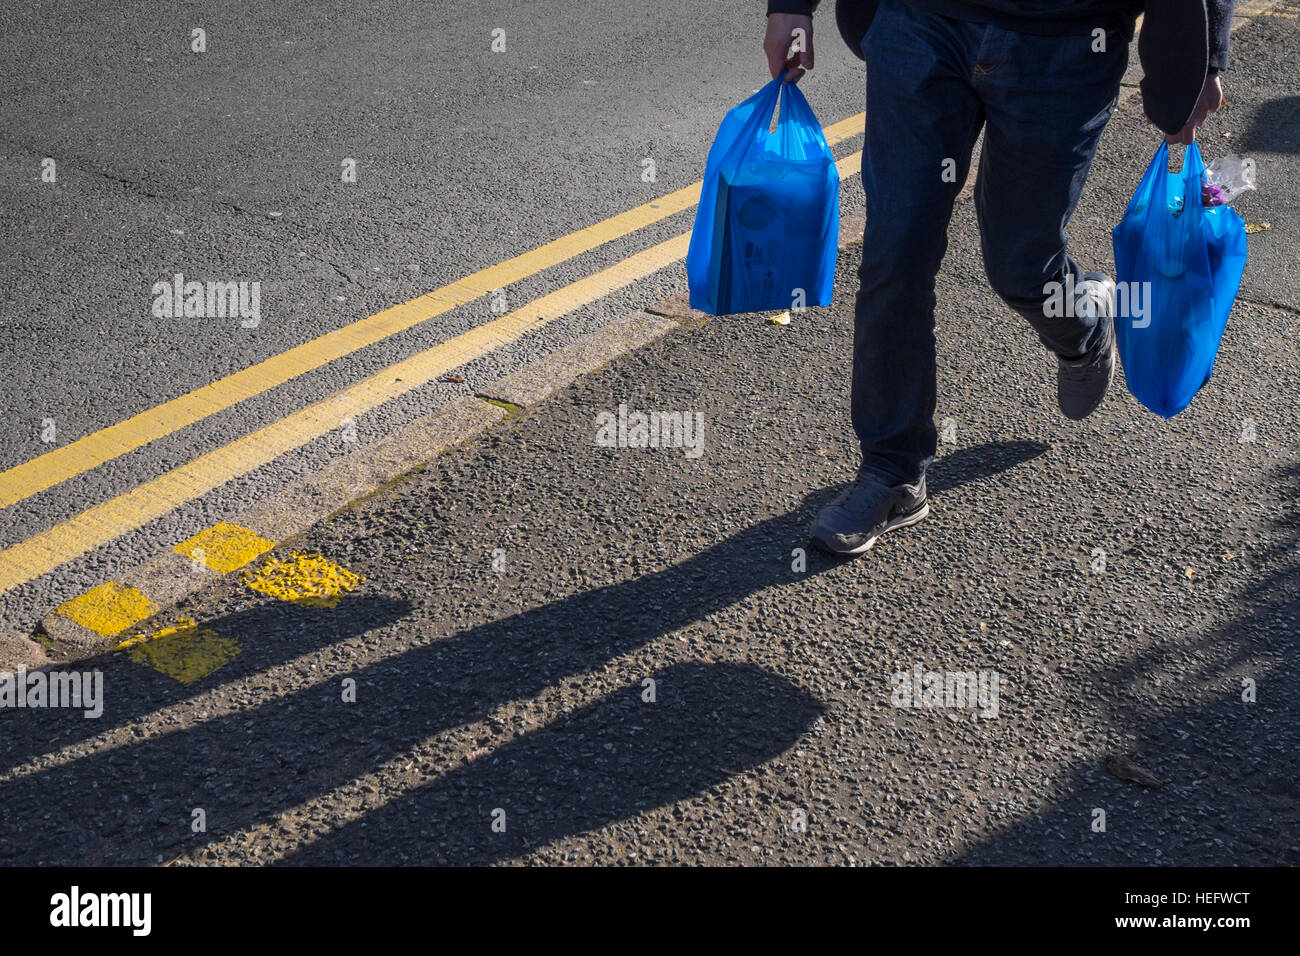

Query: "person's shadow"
<box><xmin>0</xmin><ymin>440</ymin><xmax>1046</xmax><ymax>865</ymax></box>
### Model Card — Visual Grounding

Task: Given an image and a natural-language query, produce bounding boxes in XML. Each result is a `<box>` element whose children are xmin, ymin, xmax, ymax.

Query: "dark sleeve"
<box><xmin>1207</xmin><ymin>0</ymin><xmax>1235</xmax><ymax>71</ymax></box>
<box><xmin>766</xmin><ymin>0</ymin><xmax>821</xmax><ymax>14</ymax></box>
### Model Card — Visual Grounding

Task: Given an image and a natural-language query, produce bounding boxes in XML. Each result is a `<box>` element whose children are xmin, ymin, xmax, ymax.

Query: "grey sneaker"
<box><xmin>810</xmin><ymin>473</ymin><xmax>929</xmax><ymax>557</ymax></box>
<box><xmin>1057</xmin><ymin>272</ymin><xmax>1117</xmax><ymax>421</ymax></box>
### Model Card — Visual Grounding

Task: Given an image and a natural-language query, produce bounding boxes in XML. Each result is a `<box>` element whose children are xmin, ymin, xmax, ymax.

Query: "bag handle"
<box><xmin>1150</xmin><ymin>141</ymin><xmax>1207</xmax><ymax>279</ymax></box>
<box><xmin>1180</xmin><ymin>142</ymin><xmax>1207</xmax><ymax>224</ymax></box>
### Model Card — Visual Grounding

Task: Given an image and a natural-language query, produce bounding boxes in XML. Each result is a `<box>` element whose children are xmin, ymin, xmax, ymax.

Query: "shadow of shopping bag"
<box><xmin>687</xmin><ymin>77</ymin><xmax>839</xmax><ymax>316</ymax></box>
<box><xmin>1112</xmin><ymin>142</ymin><xmax>1248</xmax><ymax>418</ymax></box>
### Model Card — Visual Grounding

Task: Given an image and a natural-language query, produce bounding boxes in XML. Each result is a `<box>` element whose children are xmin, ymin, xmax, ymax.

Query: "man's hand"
<box><xmin>764</xmin><ymin>13</ymin><xmax>814</xmax><ymax>83</ymax></box>
<box><xmin>1164</xmin><ymin>73</ymin><xmax>1226</xmax><ymax>144</ymax></box>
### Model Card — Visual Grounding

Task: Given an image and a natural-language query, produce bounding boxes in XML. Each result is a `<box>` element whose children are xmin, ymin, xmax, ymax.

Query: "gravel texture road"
<box><xmin>1</xmin><ymin>3</ymin><xmax>1297</xmax><ymax>866</ymax></box>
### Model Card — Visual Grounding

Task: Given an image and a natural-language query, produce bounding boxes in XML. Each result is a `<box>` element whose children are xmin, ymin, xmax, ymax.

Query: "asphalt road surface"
<box><xmin>1</xmin><ymin>1</ymin><xmax>1299</xmax><ymax>865</ymax></box>
<box><xmin>0</xmin><ymin>0</ymin><xmax>869</xmax><ymax>628</ymax></box>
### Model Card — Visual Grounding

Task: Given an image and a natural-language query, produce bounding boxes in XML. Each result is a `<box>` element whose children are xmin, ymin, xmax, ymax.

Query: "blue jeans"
<box><xmin>853</xmin><ymin>0</ymin><xmax>1128</xmax><ymax>485</ymax></box>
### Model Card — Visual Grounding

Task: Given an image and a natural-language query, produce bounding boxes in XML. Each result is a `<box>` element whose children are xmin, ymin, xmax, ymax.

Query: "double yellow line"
<box><xmin>0</xmin><ymin>112</ymin><xmax>865</xmax><ymax>595</ymax></box>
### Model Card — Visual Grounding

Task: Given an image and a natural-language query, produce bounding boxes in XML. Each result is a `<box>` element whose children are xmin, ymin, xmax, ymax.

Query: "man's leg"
<box><xmin>811</xmin><ymin>0</ymin><xmax>985</xmax><ymax>556</ymax></box>
<box><xmin>853</xmin><ymin>0</ymin><xmax>985</xmax><ymax>486</ymax></box>
<box><xmin>972</xmin><ymin>25</ymin><xmax>1129</xmax><ymax>363</ymax></box>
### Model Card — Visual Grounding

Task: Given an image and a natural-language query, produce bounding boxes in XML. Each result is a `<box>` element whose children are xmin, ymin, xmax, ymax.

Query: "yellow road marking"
<box><xmin>1238</xmin><ymin>0</ymin><xmax>1290</xmax><ymax>16</ymax></box>
<box><xmin>0</xmin><ymin>149</ymin><xmax>863</xmax><ymax>595</ymax></box>
<box><xmin>122</xmin><ymin>619</ymin><xmax>242</xmax><ymax>683</ymax></box>
<box><xmin>0</xmin><ymin>114</ymin><xmax>865</xmax><ymax>511</ymax></box>
<box><xmin>175</xmin><ymin>521</ymin><xmax>276</xmax><ymax>574</ymax></box>
<box><xmin>54</xmin><ymin>582</ymin><xmax>157</xmax><ymax>636</ymax></box>
<box><xmin>816</xmin><ymin>113</ymin><xmax>866</xmax><ymax>145</ymax></box>
<box><xmin>241</xmin><ymin>552</ymin><xmax>362</xmax><ymax>608</ymax></box>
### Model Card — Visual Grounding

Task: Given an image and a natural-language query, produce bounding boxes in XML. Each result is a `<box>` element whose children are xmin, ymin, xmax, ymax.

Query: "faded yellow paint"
<box><xmin>821</xmin><ymin>112</ymin><xmax>865</xmax><ymax>145</ymax></box>
<box><xmin>116</xmin><ymin>617</ymin><xmax>196</xmax><ymax>650</ymax></box>
<box><xmin>124</xmin><ymin>619</ymin><xmax>241</xmax><ymax>683</ymax></box>
<box><xmin>241</xmin><ymin>551</ymin><xmax>363</xmax><ymax>608</ymax></box>
<box><xmin>54</xmin><ymin>582</ymin><xmax>157</xmax><ymax>636</ymax></box>
<box><xmin>0</xmin><ymin>115</ymin><xmax>869</xmax><ymax>512</ymax></box>
<box><xmin>174</xmin><ymin>522</ymin><xmax>276</xmax><ymax>574</ymax></box>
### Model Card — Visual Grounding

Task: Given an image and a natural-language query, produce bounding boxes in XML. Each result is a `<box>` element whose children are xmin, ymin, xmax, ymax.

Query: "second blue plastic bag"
<box><xmin>1112</xmin><ymin>142</ymin><xmax>1247</xmax><ymax>418</ymax></box>
<box><xmin>687</xmin><ymin>78</ymin><xmax>839</xmax><ymax>316</ymax></box>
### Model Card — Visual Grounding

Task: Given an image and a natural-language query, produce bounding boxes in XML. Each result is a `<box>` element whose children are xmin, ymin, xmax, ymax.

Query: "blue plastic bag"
<box><xmin>1112</xmin><ymin>142</ymin><xmax>1247</xmax><ymax>417</ymax></box>
<box><xmin>687</xmin><ymin>78</ymin><xmax>839</xmax><ymax>316</ymax></box>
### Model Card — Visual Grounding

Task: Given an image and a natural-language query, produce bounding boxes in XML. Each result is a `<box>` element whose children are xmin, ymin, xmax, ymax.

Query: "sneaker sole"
<box><xmin>810</xmin><ymin>502</ymin><xmax>930</xmax><ymax>557</ymax></box>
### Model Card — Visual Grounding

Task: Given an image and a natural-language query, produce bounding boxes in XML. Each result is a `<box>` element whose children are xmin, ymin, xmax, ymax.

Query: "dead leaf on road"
<box><xmin>1107</xmin><ymin>753</ymin><xmax>1163</xmax><ymax>789</ymax></box>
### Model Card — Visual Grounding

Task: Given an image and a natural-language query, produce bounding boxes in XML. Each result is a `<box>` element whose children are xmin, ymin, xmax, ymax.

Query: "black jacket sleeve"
<box><xmin>1207</xmin><ymin>0</ymin><xmax>1234</xmax><ymax>71</ymax></box>
<box><xmin>766</xmin><ymin>1</ymin><xmax>1233</xmax><ymax>72</ymax></box>
<box><xmin>766</xmin><ymin>0</ymin><xmax>820</xmax><ymax>14</ymax></box>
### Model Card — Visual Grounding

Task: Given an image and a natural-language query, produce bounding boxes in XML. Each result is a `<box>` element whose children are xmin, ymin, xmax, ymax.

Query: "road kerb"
<box><xmin>476</xmin><ymin>311</ymin><xmax>679</xmax><ymax>409</ymax></box>
<box><xmin>9</xmin><ymin>307</ymin><xmax>700</xmax><ymax>670</ymax></box>
<box><xmin>21</xmin><ymin>396</ymin><xmax>504</xmax><ymax>668</ymax></box>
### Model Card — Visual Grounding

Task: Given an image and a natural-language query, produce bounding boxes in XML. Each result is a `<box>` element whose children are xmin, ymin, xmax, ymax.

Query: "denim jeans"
<box><xmin>853</xmin><ymin>0</ymin><xmax>1128</xmax><ymax>485</ymax></box>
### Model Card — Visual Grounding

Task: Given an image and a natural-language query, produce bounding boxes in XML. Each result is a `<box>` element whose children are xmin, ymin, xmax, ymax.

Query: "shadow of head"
<box><xmin>280</xmin><ymin>660</ymin><xmax>823</xmax><ymax>865</ymax></box>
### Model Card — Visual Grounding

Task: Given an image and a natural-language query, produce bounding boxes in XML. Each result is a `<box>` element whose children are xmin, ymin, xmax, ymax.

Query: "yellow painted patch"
<box><xmin>240</xmin><ymin>551</ymin><xmax>363</xmax><ymax>608</ymax></box>
<box><xmin>1245</xmin><ymin>221</ymin><xmax>1273</xmax><ymax>234</ymax></box>
<box><xmin>123</xmin><ymin>619</ymin><xmax>241</xmax><ymax>684</ymax></box>
<box><xmin>174</xmin><ymin>521</ymin><xmax>276</xmax><ymax>574</ymax></box>
<box><xmin>55</xmin><ymin>582</ymin><xmax>156</xmax><ymax>636</ymax></box>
